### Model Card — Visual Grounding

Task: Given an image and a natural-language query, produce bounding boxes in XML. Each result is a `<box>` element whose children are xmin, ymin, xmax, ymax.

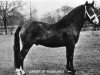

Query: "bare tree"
<box><xmin>61</xmin><ymin>5</ymin><xmax>73</xmax><ymax>16</ymax></box>
<box><xmin>7</xmin><ymin>11</ymin><xmax>24</xmax><ymax>35</ymax></box>
<box><xmin>55</xmin><ymin>8</ymin><xmax>62</xmax><ymax>21</ymax></box>
<box><xmin>29</xmin><ymin>2</ymin><xmax>37</xmax><ymax>21</ymax></box>
<box><xmin>24</xmin><ymin>2</ymin><xmax>38</xmax><ymax>22</ymax></box>
<box><xmin>0</xmin><ymin>0</ymin><xmax>24</xmax><ymax>35</ymax></box>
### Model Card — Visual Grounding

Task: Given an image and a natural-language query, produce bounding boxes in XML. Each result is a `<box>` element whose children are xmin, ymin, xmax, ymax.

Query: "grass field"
<box><xmin>0</xmin><ymin>31</ymin><xmax>100</xmax><ymax>75</ymax></box>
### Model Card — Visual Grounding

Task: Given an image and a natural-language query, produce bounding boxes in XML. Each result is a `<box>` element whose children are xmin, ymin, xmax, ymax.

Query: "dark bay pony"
<box><xmin>14</xmin><ymin>1</ymin><xmax>99</xmax><ymax>75</ymax></box>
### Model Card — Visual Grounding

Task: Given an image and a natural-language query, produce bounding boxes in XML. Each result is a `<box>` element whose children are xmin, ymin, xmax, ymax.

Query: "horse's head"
<box><xmin>84</xmin><ymin>1</ymin><xmax>99</xmax><ymax>24</ymax></box>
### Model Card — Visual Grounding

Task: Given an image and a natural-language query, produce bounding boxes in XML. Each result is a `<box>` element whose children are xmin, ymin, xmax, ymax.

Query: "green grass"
<box><xmin>0</xmin><ymin>31</ymin><xmax>100</xmax><ymax>75</ymax></box>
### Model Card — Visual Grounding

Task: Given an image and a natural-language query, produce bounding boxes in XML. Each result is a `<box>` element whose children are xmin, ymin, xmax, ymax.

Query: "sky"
<box><xmin>24</xmin><ymin>0</ymin><xmax>100</xmax><ymax>17</ymax></box>
<box><xmin>4</xmin><ymin>0</ymin><xmax>100</xmax><ymax>17</ymax></box>
<box><xmin>23</xmin><ymin>0</ymin><xmax>100</xmax><ymax>15</ymax></box>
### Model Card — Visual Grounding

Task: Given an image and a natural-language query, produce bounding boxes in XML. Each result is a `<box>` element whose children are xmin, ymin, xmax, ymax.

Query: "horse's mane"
<box><xmin>54</xmin><ymin>4</ymin><xmax>85</xmax><ymax>28</ymax></box>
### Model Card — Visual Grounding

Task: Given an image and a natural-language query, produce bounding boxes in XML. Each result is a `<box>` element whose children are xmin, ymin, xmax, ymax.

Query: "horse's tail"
<box><xmin>13</xmin><ymin>26</ymin><xmax>21</xmax><ymax>68</ymax></box>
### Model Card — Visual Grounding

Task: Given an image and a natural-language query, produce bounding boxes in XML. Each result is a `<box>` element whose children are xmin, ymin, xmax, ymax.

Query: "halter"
<box><xmin>84</xmin><ymin>5</ymin><xmax>96</xmax><ymax>20</ymax></box>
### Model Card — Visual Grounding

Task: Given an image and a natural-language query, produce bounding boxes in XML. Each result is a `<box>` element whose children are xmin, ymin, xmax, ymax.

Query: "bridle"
<box><xmin>84</xmin><ymin>5</ymin><xmax>97</xmax><ymax>20</ymax></box>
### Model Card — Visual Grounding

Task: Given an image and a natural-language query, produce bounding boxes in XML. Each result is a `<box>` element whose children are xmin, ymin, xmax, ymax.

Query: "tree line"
<box><xmin>0</xmin><ymin>0</ymin><xmax>100</xmax><ymax>35</ymax></box>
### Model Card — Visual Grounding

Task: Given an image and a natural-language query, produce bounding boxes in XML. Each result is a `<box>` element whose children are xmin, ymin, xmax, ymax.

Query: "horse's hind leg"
<box><xmin>20</xmin><ymin>43</ymin><xmax>33</xmax><ymax>67</ymax></box>
<box><xmin>16</xmin><ymin>42</ymin><xmax>33</xmax><ymax>75</ymax></box>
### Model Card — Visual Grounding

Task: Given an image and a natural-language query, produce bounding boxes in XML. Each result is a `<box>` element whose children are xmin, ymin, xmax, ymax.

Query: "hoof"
<box><xmin>15</xmin><ymin>67</ymin><xmax>26</xmax><ymax>75</ymax></box>
<box><xmin>64</xmin><ymin>69</ymin><xmax>76</xmax><ymax>75</ymax></box>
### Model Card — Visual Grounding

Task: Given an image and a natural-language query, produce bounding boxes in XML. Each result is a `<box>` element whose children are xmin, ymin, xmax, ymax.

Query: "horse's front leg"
<box><xmin>65</xmin><ymin>43</ymin><xmax>76</xmax><ymax>73</ymax></box>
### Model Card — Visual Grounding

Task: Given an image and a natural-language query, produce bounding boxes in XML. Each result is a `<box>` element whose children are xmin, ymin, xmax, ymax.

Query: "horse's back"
<box><xmin>19</xmin><ymin>21</ymin><xmax>64</xmax><ymax>47</ymax></box>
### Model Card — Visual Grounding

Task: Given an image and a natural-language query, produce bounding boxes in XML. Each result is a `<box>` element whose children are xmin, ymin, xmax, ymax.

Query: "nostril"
<box><xmin>95</xmin><ymin>21</ymin><xmax>99</xmax><ymax>24</ymax></box>
<box><xmin>94</xmin><ymin>21</ymin><xmax>97</xmax><ymax>24</ymax></box>
<box><xmin>96</xmin><ymin>22</ymin><xmax>98</xmax><ymax>24</ymax></box>
<box><xmin>96</xmin><ymin>20</ymin><xmax>99</xmax><ymax>24</ymax></box>
<box><xmin>94</xmin><ymin>20</ymin><xmax>99</xmax><ymax>24</ymax></box>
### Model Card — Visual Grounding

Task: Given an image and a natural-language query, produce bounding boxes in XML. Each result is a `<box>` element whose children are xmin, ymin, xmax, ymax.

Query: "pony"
<box><xmin>14</xmin><ymin>1</ymin><xmax>99</xmax><ymax>75</ymax></box>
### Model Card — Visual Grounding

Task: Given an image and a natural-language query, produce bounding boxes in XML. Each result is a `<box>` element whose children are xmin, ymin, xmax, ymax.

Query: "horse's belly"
<box><xmin>35</xmin><ymin>36</ymin><xmax>65</xmax><ymax>47</ymax></box>
<box><xmin>42</xmin><ymin>40</ymin><xmax>65</xmax><ymax>47</ymax></box>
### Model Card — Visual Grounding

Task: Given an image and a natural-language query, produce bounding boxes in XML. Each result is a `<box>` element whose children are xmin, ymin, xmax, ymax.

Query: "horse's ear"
<box><xmin>92</xmin><ymin>1</ymin><xmax>94</xmax><ymax>6</ymax></box>
<box><xmin>85</xmin><ymin>1</ymin><xmax>88</xmax><ymax>5</ymax></box>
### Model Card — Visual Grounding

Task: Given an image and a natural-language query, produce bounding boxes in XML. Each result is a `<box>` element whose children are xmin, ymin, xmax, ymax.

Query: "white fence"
<box><xmin>81</xmin><ymin>28</ymin><xmax>100</xmax><ymax>31</ymax></box>
<box><xmin>0</xmin><ymin>26</ymin><xmax>18</xmax><ymax>35</ymax></box>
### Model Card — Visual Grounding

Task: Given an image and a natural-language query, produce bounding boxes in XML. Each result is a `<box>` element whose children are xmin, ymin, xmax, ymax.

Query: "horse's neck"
<box><xmin>72</xmin><ymin>9</ymin><xmax>86</xmax><ymax>31</ymax></box>
<box><xmin>54</xmin><ymin>5</ymin><xmax>86</xmax><ymax>31</ymax></box>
